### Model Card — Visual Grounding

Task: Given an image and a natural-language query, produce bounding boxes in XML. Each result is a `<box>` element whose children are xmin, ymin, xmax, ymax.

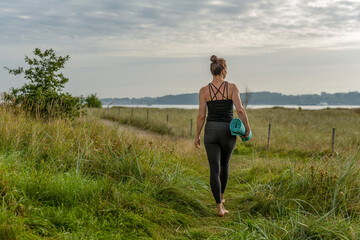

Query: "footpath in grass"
<box><xmin>1</xmin><ymin>107</ymin><xmax>359</xmax><ymax>239</ymax></box>
<box><xmin>101</xmin><ymin>114</ymin><xmax>360</xmax><ymax>239</ymax></box>
<box><xmin>0</xmin><ymin>107</ymin><xmax>234</xmax><ymax>239</ymax></box>
<box><xmin>101</xmin><ymin>106</ymin><xmax>360</xmax><ymax>155</ymax></box>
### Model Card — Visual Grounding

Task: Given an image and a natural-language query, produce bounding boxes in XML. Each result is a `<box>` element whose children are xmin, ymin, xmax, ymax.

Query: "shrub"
<box><xmin>4</xmin><ymin>48</ymin><xmax>84</xmax><ymax>119</ymax></box>
<box><xmin>85</xmin><ymin>93</ymin><xmax>102</xmax><ymax>108</ymax></box>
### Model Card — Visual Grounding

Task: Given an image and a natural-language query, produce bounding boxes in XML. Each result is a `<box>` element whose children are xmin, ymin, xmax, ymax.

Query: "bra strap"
<box><xmin>210</xmin><ymin>81</ymin><xmax>227</xmax><ymax>100</ymax></box>
<box><xmin>225</xmin><ymin>81</ymin><xmax>228</xmax><ymax>99</ymax></box>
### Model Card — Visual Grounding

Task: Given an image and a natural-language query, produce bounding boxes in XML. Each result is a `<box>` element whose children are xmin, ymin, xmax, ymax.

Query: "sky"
<box><xmin>1</xmin><ymin>0</ymin><xmax>360</xmax><ymax>98</ymax></box>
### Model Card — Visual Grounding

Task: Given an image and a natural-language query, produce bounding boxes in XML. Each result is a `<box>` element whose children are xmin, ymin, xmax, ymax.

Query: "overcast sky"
<box><xmin>1</xmin><ymin>0</ymin><xmax>360</xmax><ymax>98</ymax></box>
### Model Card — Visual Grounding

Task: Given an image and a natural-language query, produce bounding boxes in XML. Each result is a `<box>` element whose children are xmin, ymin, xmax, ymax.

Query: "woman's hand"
<box><xmin>241</xmin><ymin>129</ymin><xmax>251</xmax><ymax>139</ymax></box>
<box><xmin>194</xmin><ymin>137</ymin><xmax>201</xmax><ymax>149</ymax></box>
<box><xmin>244</xmin><ymin>130</ymin><xmax>250</xmax><ymax>138</ymax></box>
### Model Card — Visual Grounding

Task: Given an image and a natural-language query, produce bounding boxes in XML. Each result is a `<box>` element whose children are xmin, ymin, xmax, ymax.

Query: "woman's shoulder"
<box><xmin>200</xmin><ymin>83</ymin><xmax>211</xmax><ymax>93</ymax></box>
<box><xmin>226</xmin><ymin>81</ymin><xmax>239</xmax><ymax>92</ymax></box>
<box><xmin>199</xmin><ymin>84</ymin><xmax>209</xmax><ymax>93</ymax></box>
<box><xmin>198</xmin><ymin>86</ymin><xmax>206</xmax><ymax>99</ymax></box>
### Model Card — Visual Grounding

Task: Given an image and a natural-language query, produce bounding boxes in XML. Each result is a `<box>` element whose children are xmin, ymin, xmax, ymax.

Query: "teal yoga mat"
<box><xmin>229</xmin><ymin>118</ymin><xmax>252</xmax><ymax>142</ymax></box>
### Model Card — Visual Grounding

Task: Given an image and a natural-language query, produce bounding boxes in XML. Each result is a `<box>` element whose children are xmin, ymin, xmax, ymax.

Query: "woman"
<box><xmin>194</xmin><ymin>55</ymin><xmax>251</xmax><ymax>217</ymax></box>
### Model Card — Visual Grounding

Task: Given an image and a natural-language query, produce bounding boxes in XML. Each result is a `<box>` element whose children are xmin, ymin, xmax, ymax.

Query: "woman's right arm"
<box><xmin>232</xmin><ymin>84</ymin><xmax>251</xmax><ymax>137</ymax></box>
<box><xmin>194</xmin><ymin>87</ymin><xmax>206</xmax><ymax>149</ymax></box>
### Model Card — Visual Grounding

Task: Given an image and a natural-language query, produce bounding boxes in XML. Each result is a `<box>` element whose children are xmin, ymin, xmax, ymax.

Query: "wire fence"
<box><xmin>99</xmin><ymin>106</ymin><xmax>360</xmax><ymax>154</ymax></box>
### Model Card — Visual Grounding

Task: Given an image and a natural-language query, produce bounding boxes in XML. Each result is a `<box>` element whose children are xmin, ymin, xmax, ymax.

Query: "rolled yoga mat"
<box><xmin>229</xmin><ymin>118</ymin><xmax>252</xmax><ymax>142</ymax></box>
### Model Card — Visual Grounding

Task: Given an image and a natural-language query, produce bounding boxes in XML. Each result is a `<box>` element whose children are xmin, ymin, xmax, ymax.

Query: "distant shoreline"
<box><xmin>100</xmin><ymin>91</ymin><xmax>360</xmax><ymax>107</ymax></box>
<box><xmin>102</xmin><ymin>104</ymin><xmax>360</xmax><ymax>110</ymax></box>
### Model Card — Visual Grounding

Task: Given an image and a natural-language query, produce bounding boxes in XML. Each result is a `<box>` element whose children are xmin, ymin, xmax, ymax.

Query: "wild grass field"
<box><xmin>103</xmin><ymin>106</ymin><xmax>360</xmax><ymax>154</ymax></box>
<box><xmin>0</xmin><ymin>105</ymin><xmax>359</xmax><ymax>239</ymax></box>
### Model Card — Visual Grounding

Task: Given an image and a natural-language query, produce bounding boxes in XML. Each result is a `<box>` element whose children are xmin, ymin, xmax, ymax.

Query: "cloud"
<box><xmin>1</xmin><ymin>0</ymin><xmax>360</xmax><ymax>56</ymax></box>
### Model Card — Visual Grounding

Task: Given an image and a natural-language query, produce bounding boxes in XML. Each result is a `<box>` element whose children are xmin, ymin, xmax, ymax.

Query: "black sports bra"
<box><xmin>206</xmin><ymin>81</ymin><xmax>233</xmax><ymax>122</ymax></box>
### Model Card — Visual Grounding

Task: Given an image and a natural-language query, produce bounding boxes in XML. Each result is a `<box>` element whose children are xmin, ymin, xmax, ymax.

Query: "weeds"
<box><xmin>0</xmin><ymin>106</ymin><xmax>209</xmax><ymax>239</ymax></box>
<box><xmin>0</xmin><ymin>106</ymin><xmax>359</xmax><ymax>239</ymax></box>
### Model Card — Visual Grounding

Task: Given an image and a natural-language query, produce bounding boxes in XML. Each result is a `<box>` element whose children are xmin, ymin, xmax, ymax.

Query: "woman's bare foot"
<box><xmin>217</xmin><ymin>203</ymin><xmax>230</xmax><ymax>217</ymax></box>
<box><xmin>221</xmin><ymin>198</ymin><xmax>226</xmax><ymax>204</ymax></box>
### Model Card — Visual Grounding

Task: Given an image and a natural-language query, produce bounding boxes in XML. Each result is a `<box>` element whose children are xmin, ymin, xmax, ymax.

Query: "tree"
<box><xmin>4</xmin><ymin>48</ymin><xmax>84</xmax><ymax>118</ymax></box>
<box><xmin>85</xmin><ymin>93</ymin><xmax>102</xmax><ymax>108</ymax></box>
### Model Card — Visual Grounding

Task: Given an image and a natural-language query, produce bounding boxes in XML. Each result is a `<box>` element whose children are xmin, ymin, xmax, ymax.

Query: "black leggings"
<box><xmin>204</xmin><ymin>121</ymin><xmax>236</xmax><ymax>204</ymax></box>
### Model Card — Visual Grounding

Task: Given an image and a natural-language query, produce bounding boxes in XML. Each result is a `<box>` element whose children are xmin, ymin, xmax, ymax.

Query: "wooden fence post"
<box><xmin>167</xmin><ymin>114</ymin><xmax>169</xmax><ymax>125</ymax></box>
<box><xmin>267</xmin><ymin>123</ymin><xmax>271</xmax><ymax>150</ymax></box>
<box><xmin>332</xmin><ymin>128</ymin><xmax>335</xmax><ymax>154</ymax></box>
<box><xmin>118</xmin><ymin>108</ymin><xmax>120</xmax><ymax>118</ymax></box>
<box><xmin>190</xmin><ymin>119</ymin><xmax>193</xmax><ymax>137</ymax></box>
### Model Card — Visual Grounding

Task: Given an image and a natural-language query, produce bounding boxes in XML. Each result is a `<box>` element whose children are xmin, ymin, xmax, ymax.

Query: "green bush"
<box><xmin>4</xmin><ymin>48</ymin><xmax>84</xmax><ymax>119</ymax></box>
<box><xmin>85</xmin><ymin>93</ymin><xmax>102</xmax><ymax>108</ymax></box>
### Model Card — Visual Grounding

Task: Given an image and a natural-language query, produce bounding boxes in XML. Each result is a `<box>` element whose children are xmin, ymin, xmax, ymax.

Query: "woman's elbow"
<box><xmin>197</xmin><ymin>114</ymin><xmax>206</xmax><ymax>121</ymax></box>
<box><xmin>236</xmin><ymin>107</ymin><xmax>246</xmax><ymax>116</ymax></box>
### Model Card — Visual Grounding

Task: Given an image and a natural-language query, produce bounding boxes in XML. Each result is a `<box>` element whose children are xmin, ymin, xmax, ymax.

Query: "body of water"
<box><xmin>103</xmin><ymin>104</ymin><xmax>360</xmax><ymax>110</ymax></box>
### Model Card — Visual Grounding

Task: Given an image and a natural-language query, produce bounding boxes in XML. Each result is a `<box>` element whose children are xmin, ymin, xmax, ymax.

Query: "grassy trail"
<box><xmin>100</xmin><ymin>116</ymin><xmax>360</xmax><ymax>239</ymax></box>
<box><xmin>100</xmin><ymin>118</ymin><xmax>251</xmax><ymax>234</ymax></box>
<box><xmin>102</xmin><ymin>119</ymin><xmax>164</xmax><ymax>139</ymax></box>
<box><xmin>99</xmin><ymin>107</ymin><xmax>360</xmax><ymax>239</ymax></box>
<box><xmin>1</xmin><ymin>107</ymin><xmax>359</xmax><ymax>239</ymax></box>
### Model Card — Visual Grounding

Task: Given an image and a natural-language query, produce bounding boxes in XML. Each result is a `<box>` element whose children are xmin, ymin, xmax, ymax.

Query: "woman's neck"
<box><xmin>212</xmin><ymin>75</ymin><xmax>224</xmax><ymax>82</ymax></box>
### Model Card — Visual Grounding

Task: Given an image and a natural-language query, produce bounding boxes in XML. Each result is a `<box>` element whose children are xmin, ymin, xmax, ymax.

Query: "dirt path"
<box><xmin>100</xmin><ymin>118</ymin><xmax>209</xmax><ymax>171</ymax></box>
<box><xmin>101</xmin><ymin>119</ymin><xmax>164</xmax><ymax>139</ymax></box>
<box><xmin>100</xmin><ymin>118</ymin><xmax>233</xmax><ymax>228</ymax></box>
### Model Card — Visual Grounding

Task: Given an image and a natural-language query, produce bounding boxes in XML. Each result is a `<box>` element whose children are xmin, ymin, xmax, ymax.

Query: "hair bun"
<box><xmin>210</xmin><ymin>55</ymin><xmax>218</xmax><ymax>63</ymax></box>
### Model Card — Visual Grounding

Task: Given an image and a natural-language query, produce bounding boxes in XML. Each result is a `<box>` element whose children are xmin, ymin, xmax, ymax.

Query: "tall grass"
<box><xmin>1</xmin><ymin>105</ymin><xmax>359</xmax><ymax>239</ymax></box>
<box><xmin>101</xmin><ymin>107</ymin><xmax>198</xmax><ymax>137</ymax></box>
<box><xmin>219</xmin><ymin>156</ymin><xmax>360</xmax><ymax>239</ymax></box>
<box><xmin>100</xmin><ymin>106</ymin><xmax>360</xmax><ymax>155</ymax></box>
<box><xmin>248</xmin><ymin>107</ymin><xmax>360</xmax><ymax>155</ymax></box>
<box><xmin>98</xmin><ymin>106</ymin><xmax>360</xmax><ymax>239</ymax></box>
<box><xmin>0</xmin><ymin>106</ymin><xmax>211</xmax><ymax>239</ymax></box>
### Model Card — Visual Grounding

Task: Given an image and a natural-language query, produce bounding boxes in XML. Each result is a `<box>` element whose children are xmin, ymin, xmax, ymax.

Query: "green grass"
<box><xmin>101</xmin><ymin>106</ymin><xmax>360</xmax><ymax>155</ymax></box>
<box><xmin>101</xmin><ymin>107</ymin><xmax>198</xmax><ymax>137</ymax></box>
<box><xmin>0</xmin><ymin>106</ymin><xmax>359</xmax><ymax>239</ymax></box>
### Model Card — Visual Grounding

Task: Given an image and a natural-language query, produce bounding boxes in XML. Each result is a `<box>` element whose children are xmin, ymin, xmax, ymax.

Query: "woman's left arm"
<box><xmin>194</xmin><ymin>87</ymin><xmax>206</xmax><ymax>149</ymax></box>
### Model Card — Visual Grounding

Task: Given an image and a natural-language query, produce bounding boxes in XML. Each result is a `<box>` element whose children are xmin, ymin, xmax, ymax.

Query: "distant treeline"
<box><xmin>101</xmin><ymin>91</ymin><xmax>360</xmax><ymax>106</ymax></box>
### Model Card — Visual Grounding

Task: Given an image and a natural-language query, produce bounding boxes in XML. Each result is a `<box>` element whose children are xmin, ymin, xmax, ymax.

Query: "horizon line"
<box><xmin>100</xmin><ymin>90</ymin><xmax>360</xmax><ymax>99</ymax></box>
